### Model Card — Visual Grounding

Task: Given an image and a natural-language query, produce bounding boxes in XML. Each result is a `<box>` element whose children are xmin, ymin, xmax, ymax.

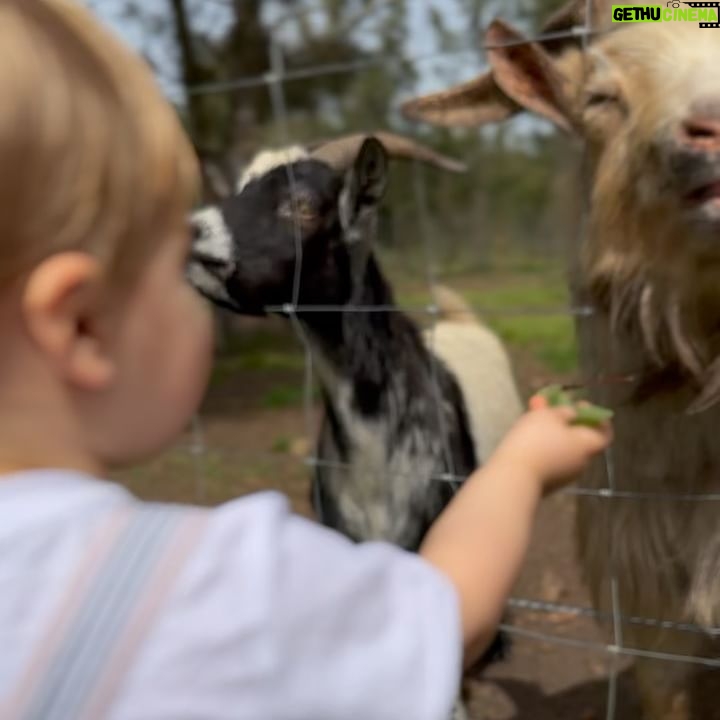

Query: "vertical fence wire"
<box><xmin>266</xmin><ymin>37</ymin><xmax>321</xmax><ymax>515</ymax></box>
<box><xmin>412</xmin><ymin>159</ymin><xmax>458</xmax><ymax>488</ymax></box>
<box><xmin>579</xmin><ymin>4</ymin><xmax>622</xmax><ymax>719</ymax></box>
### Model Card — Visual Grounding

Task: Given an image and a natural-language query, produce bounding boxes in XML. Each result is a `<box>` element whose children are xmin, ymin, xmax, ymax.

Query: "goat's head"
<box><xmin>187</xmin><ymin>132</ymin><xmax>465</xmax><ymax>315</ymax></box>
<box><xmin>401</xmin><ymin>1</ymin><xmax>720</xmax><ymax>409</ymax></box>
<box><xmin>402</xmin><ymin>1</ymin><xmax>720</xmax><ymax>271</ymax></box>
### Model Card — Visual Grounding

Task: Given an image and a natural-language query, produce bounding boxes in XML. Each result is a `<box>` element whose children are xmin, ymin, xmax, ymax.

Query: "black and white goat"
<box><xmin>188</xmin><ymin>134</ymin><xmax>523</xmax><ymax>712</ymax></box>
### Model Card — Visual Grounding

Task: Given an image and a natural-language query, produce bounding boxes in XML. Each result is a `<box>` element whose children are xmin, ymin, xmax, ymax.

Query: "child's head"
<box><xmin>0</xmin><ymin>0</ymin><xmax>213</xmax><ymax>473</ymax></box>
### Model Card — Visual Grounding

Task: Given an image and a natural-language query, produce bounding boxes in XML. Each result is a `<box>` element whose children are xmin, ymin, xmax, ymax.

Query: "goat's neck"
<box><xmin>299</xmin><ymin>256</ymin><xmax>431</xmax><ymax>418</ymax></box>
<box><xmin>579</xmin><ymin>249</ymin><xmax>720</xmax><ymax>413</ymax></box>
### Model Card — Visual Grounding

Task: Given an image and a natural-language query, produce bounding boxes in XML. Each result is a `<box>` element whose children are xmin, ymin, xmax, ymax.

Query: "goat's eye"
<box><xmin>295</xmin><ymin>198</ymin><xmax>315</xmax><ymax>218</ymax></box>
<box><xmin>585</xmin><ymin>91</ymin><xmax>619</xmax><ymax>108</ymax></box>
<box><xmin>278</xmin><ymin>196</ymin><xmax>317</xmax><ymax>223</ymax></box>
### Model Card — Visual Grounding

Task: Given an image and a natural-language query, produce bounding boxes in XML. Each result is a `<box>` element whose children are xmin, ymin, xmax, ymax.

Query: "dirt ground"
<box><xmin>112</xmin><ymin>318</ymin><xmax>720</xmax><ymax>720</ymax></box>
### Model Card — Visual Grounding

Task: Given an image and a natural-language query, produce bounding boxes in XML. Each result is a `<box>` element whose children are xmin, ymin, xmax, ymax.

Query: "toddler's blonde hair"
<box><xmin>0</xmin><ymin>0</ymin><xmax>199</xmax><ymax>291</ymax></box>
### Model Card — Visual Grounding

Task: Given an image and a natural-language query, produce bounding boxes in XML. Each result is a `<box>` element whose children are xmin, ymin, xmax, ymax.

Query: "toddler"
<box><xmin>0</xmin><ymin>2</ymin><xmax>612</xmax><ymax>719</ymax></box>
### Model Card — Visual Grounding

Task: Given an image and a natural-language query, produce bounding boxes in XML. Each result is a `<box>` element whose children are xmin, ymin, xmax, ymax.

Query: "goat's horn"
<box><xmin>309</xmin><ymin>132</ymin><xmax>467</xmax><ymax>174</ymax></box>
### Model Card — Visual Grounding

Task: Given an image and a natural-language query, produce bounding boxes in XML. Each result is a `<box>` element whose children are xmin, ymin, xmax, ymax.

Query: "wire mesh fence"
<box><xmin>124</xmin><ymin>5</ymin><xmax>720</xmax><ymax>719</ymax></box>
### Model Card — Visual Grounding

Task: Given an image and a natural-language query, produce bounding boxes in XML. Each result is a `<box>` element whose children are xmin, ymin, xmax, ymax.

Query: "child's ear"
<box><xmin>339</xmin><ymin>138</ymin><xmax>389</xmax><ymax>242</ymax></box>
<box><xmin>22</xmin><ymin>253</ymin><xmax>115</xmax><ymax>390</ymax></box>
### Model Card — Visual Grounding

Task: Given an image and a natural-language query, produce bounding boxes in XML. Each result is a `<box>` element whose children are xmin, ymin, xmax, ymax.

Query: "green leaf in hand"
<box><xmin>536</xmin><ymin>384</ymin><xmax>614</xmax><ymax>428</ymax></box>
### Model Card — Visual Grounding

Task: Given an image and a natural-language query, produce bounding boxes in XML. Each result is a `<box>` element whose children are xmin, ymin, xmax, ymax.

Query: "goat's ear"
<box><xmin>339</xmin><ymin>138</ymin><xmax>388</xmax><ymax>246</ymax></box>
<box><xmin>340</xmin><ymin>138</ymin><xmax>388</xmax><ymax>226</ymax></box>
<box><xmin>486</xmin><ymin>19</ymin><xmax>575</xmax><ymax>132</ymax></box>
<box><xmin>401</xmin><ymin>19</ymin><xmax>575</xmax><ymax>133</ymax></box>
<box><xmin>401</xmin><ymin>70</ymin><xmax>519</xmax><ymax>128</ymax></box>
<box><xmin>350</xmin><ymin>137</ymin><xmax>389</xmax><ymax>206</ymax></box>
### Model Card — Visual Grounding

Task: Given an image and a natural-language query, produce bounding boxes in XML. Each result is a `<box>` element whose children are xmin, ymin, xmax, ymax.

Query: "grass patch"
<box><xmin>271</xmin><ymin>436</ymin><xmax>292</xmax><ymax>454</ymax></box>
<box><xmin>397</xmin><ymin>272</ymin><xmax>578</xmax><ymax>374</ymax></box>
<box><xmin>489</xmin><ymin>315</ymin><xmax>577</xmax><ymax>374</ymax></box>
<box><xmin>210</xmin><ymin>326</ymin><xmax>305</xmax><ymax>386</ymax></box>
<box><xmin>460</xmin><ymin>281</ymin><xmax>569</xmax><ymax>309</ymax></box>
<box><xmin>211</xmin><ymin>351</ymin><xmax>305</xmax><ymax>386</ymax></box>
<box><xmin>262</xmin><ymin>385</ymin><xmax>305</xmax><ymax>409</ymax></box>
<box><xmin>262</xmin><ymin>384</ymin><xmax>320</xmax><ymax>409</ymax></box>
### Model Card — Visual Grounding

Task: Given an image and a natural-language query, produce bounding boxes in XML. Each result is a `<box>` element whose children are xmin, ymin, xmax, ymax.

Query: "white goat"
<box><xmin>402</xmin><ymin>2</ymin><xmax>720</xmax><ymax>718</ymax></box>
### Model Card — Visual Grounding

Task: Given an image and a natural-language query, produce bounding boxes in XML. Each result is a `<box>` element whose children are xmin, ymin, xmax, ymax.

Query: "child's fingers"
<box><xmin>573</xmin><ymin>422</ymin><xmax>613</xmax><ymax>451</ymax></box>
<box><xmin>552</xmin><ymin>405</ymin><xmax>578</xmax><ymax>422</ymax></box>
<box><xmin>529</xmin><ymin>395</ymin><xmax>548</xmax><ymax>411</ymax></box>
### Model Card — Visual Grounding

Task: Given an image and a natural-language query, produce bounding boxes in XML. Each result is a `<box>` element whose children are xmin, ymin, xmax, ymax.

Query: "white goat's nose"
<box><xmin>679</xmin><ymin>101</ymin><xmax>720</xmax><ymax>153</ymax></box>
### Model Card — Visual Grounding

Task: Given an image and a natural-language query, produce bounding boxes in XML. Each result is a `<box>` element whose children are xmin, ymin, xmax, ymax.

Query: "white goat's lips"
<box><xmin>685</xmin><ymin>180</ymin><xmax>720</xmax><ymax>206</ymax></box>
<box><xmin>682</xmin><ymin>181</ymin><xmax>720</xmax><ymax>227</ymax></box>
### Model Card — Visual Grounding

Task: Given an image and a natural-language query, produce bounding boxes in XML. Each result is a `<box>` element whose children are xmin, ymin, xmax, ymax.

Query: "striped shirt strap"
<box><xmin>6</xmin><ymin>503</ymin><xmax>208</xmax><ymax>720</ymax></box>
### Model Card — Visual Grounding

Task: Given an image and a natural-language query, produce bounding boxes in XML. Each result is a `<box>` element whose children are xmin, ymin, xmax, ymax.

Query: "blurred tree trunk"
<box><xmin>166</xmin><ymin>0</ymin><xmax>243</xmax><ymax>349</ymax></box>
<box><xmin>223</xmin><ymin>0</ymin><xmax>271</xmax><ymax>166</ymax></box>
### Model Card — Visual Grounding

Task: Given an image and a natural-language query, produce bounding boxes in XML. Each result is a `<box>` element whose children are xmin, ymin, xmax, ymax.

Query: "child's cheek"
<box><xmin>186</xmin><ymin>288</ymin><xmax>214</xmax><ymax>380</ymax></box>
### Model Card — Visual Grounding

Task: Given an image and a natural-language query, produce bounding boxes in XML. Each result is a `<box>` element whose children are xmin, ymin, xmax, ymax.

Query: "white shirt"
<box><xmin>0</xmin><ymin>471</ymin><xmax>462</xmax><ymax>720</ymax></box>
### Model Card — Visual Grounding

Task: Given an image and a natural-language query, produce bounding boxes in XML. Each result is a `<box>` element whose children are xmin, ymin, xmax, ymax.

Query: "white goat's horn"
<box><xmin>309</xmin><ymin>132</ymin><xmax>467</xmax><ymax>174</ymax></box>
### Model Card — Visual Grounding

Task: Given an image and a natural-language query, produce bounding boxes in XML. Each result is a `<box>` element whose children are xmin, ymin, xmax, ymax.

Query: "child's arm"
<box><xmin>121</xmin><ymin>403</ymin><xmax>610</xmax><ymax>720</ymax></box>
<box><xmin>420</xmin><ymin>403</ymin><xmax>612</xmax><ymax>668</ymax></box>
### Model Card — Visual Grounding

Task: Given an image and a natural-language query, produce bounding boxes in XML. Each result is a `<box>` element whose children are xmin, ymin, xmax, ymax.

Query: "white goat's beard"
<box><xmin>608</xmin><ymin>276</ymin><xmax>720</xmax><ymax>413</ymax></box>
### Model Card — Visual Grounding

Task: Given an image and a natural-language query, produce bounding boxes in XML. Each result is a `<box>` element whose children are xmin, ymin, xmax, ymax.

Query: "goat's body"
<box><xmin>575</xmin><ymin>298</ymin><xmax>720</xmax><ymax>717</ymax></box>
<box><xmin>307</xmin><ymin>276</ymin><xmax>522</xmax><ymax>550</ymax></box>
<box><xmin>311</xmin><ymin>323</ymin><xmax>474</xmax><ymax>549</ymax></box>
<box><xmin>399</xmin><ymin>4</ymin><xmax>720</xmax><ymax>715</ymax></box>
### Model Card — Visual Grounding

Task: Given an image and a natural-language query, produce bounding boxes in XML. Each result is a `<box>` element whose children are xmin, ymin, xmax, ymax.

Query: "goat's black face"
<box><xmin>187</xmin><ymin>139</ymin><xmax>388</xmax><ymax>316</ymax></box>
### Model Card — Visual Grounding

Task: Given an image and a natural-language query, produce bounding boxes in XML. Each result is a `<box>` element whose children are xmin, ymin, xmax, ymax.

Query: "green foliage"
<box><xmin>492</xmin><ymin>315</ymin><xmax>578</xmax><ymax>374</ymax></box>
<box><xmin>262</xmin><ymin>386</ymin><xmax>305</xmax><ymax>409</ymax></box>
<box><xmin>209</xmin><ymin>327</ymin><xmax>305</xmax><ymax>386</ymax></box>
<box><xmin>271</xmin><ymin>436</ymin><xmax>292</xmax><ymax>454</ymax></box>
<box><xmin>394</xmin><ymin>270</ymin><xmax>578</xmax><ymax>375</ymax></box>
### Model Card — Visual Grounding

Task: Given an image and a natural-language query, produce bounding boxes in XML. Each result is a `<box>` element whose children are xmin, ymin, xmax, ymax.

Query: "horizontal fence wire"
<box><xmin>186</xmin><ymin>26</ymin><xmax>610</xmax><ymax>96</ymax></box>
<box><xmin>506</xmin><ymin>597</ymin><xmax>720</xmax><ymax>638</ymax></box>
<box><xmin>185</xmin><ymin>434</ymin><xmax>720</xmax><ymax>502</ymax></box>
<box><xmin>183</xmin><ymin>435</ymin><xmax>720</xmax><ymax>501</ymax></box>
<box><xmin>499</xmin><ymin>624</ymin><xmax>720</xmax><ymax>670</ymax></box>
<box><xmin>182</xmin><ymin>439</ymin><xmax>720</xmax><ymax>501</ymax></box>
<box><xmin>261</xmin><ymin>303</ymin><xmax>597</xmax><ymax>316</ymax></box>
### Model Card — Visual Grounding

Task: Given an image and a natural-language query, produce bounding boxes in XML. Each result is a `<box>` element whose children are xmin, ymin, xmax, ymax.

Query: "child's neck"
<box><xmin>0</xmin><ymin>420</ymin><xmax>103</xmax><ymax>478</ymax></box>
<box><xmin>0</xmin><ymin>373</ymin><xmax>104</xmax><ymax>478</ymax></box>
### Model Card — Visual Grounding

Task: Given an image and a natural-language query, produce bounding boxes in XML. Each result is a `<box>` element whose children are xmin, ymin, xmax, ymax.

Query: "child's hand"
<box><xmin>493</xmin><ymin>395</ymin><xmax>613</xmax><ymax>494</ymax></box>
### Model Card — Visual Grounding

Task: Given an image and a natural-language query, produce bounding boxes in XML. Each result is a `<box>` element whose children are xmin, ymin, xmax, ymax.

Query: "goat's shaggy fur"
<box><xmin>401</xmin><ymin>4</ymin><xmax>720</xmax><ymax>717</ymax></box>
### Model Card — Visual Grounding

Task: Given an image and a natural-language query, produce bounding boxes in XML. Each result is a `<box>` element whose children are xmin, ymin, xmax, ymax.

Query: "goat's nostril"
<box><xmin>681</xmin><ymin>117</ymin><xmax>720</xmax><ymax>147</ymax></box>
